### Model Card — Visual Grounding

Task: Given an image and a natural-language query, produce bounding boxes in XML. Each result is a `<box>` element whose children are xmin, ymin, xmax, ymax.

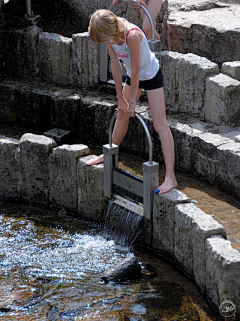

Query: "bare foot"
<box><xmin>154</xmin><ymin>177</ymin><xmax>177</xmax><ymax>194</ymax></box>
<box><xmin>86</xmin><ymin>154</ymin><xmax>104</xmax><ymax>166</ymax></box>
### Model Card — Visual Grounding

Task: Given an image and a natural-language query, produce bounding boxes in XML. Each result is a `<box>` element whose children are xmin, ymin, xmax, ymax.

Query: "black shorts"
<box><xmin>125</xmin><ymin>65</ymin><xmax>164</xmax><ymax>90</ymax></box>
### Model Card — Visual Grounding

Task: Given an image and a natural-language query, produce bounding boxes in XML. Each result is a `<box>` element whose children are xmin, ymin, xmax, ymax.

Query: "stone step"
<box><xmin>0</xmin><ymin>78</ymin><xmax>239</xmax><ymax>203</ymax></box>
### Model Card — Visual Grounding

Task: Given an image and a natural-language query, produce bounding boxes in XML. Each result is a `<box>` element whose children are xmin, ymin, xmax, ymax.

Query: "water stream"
<box><xmin>0</xmin><ymin>201</ymin><xmax>221</xmax><ymax>320</ymax></box>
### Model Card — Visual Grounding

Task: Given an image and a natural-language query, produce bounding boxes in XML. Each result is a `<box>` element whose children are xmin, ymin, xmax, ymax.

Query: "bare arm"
<box><xmin>126</xmin><ymin>30</ymin><xmax>142</xmax><ymax>117</ymax></box>
<box><xmin>106</xmin><ymin>42</ymin><xmax>128</xmax><ymax>113</ymax></box>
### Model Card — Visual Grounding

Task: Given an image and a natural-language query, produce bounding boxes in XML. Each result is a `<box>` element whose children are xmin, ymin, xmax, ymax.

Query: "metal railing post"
<box><xmin>26</xmin><ymin>0</ymin><xmax>32</xmax><ymax>15</ymax></box>
<box><xmin>103</xmin><ymin>111</ymin><xmax>159</xmax><ymax>219</ymax></box>
<box><xmin>109</xmin><ymin>0</ymin><xmax>161</xmax><ymax>52</ymax></box>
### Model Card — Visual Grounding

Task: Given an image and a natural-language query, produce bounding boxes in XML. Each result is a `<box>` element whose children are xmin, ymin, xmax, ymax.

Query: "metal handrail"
<box><xmin>26</xmin><ymin>0</ymin><xmax>32</xmax><ymax>15</ymax></box>
<box><xmin>108</xmin><ymin>0</ymin><xmax>155</xmax><ymax>42</ymax></box>
<box><xmin>109</xmin><ymin>110</ymin><xmax>153</xmax><ymax>163</ymax></box>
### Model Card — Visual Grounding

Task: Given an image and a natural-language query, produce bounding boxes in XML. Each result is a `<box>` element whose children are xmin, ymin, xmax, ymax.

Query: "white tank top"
<box><xmin>112</xmin><ymin>22</ymin><xmax>159</xmax><ymax>81</ymax></box>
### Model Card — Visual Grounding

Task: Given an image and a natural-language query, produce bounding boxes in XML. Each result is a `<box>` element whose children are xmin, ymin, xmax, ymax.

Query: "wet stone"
<box><xmin>49</xmin><ymin>144</ymin><xmax>89</xmax><ymax>212</ymax></box>
<box><xmin>77</xmin><ymin>155</ymin><xmax>104</xmax><ymax>222</ymax></box>
<box><xmin>18</xmin><ymin>133</ymin><xmax>57</xmax><ymax>207</ymax></box>
<box><xmin>0</xmin><ymin>135</ymin><xmax>19</xmax><ymax>199</ymax></box>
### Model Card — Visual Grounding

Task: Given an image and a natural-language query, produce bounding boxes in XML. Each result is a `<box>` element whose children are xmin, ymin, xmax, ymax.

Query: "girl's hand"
<box><xmin>118</xmin><ymin>97</ymin><xmax>129</xmax><ymax>114</ymax></box>
<box><xmin>128</xmin><ymin>102</ymin><xmax>136</xmax><ymax>117</ymax></box>
<box><xmin>136</xmin><ymin>0</ymin><xmax>147</xmax><ymax>9</ymax></box>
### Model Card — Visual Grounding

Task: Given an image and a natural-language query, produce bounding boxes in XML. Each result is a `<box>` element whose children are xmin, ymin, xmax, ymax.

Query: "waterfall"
<box><xmin>105</xmin><ymin>198</ymin><xmax>143</xmax><ymax>247</ymax></box>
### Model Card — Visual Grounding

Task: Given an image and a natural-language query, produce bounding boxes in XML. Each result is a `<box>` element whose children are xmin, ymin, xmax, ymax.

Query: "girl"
<box><xmin>87</xmin><ymin>9</ymin><xmax>177</xmax><ymax>194</ymax></box>
<box><xmin>112</xmin><ymin>0</ymin><xmax>162</xmax><ymax>41</ymax></box>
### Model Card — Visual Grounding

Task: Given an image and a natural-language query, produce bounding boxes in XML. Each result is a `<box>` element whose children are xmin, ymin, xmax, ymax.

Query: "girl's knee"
<box><xmin>153</xmin><ymin>120</ymin><xmax>168</xmax><ymax>134</ymax></box>
<box><xmin>116</xmin><ymin>113</ymin><xmax>130</xmax><ymax>122</ymax></box>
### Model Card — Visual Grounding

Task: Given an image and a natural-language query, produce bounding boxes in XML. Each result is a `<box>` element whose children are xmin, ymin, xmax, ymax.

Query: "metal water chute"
<box><xmin>99</xmin><ymin>0</ymin><xmax>161</xmax><ymax>82</ymax></box>
<box><xmin>103</xmin><ymin>111</ymin><xmax>159</xmax><ymax>220</ymax></box>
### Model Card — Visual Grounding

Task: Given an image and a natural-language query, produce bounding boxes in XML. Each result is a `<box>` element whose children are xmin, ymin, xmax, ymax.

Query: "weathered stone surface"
<box><xmin>0</xmin><ymin>136</ymin><xmax>19</xmax><ymax>199</ymax></box>
<box><xmin>49</xmin><ymin>144</ymin><xmax>89</xmax><ymax>212</ymax></box>
<box><xmin>0</xmin><ymin>82</ymin><xmax>17</xmax><ymax>123</ymax></box>
<box><xmin>159</xmin><ymin>52</ymin><xmax>219</xmax><ymax>117</ymax></box>
<box><xmin>192</xmin><ymin>132</ymin><xmax>231</xmax><ymax>159</ymax></box>
<box><xmin>205</xmin><ymin>236</ymin><xmax>240</xmax><ymax>312</ymax></box>
<box><xmin>71</xmin><ymin>32</ymin><xmax>99</xmax><ymax>88</ymax></box>
<box><xmin>38</xmin><ymin>32</ymin><xmax>72</xmax><ymax>85</ymax></box>
<box><xmin>19</xmin><ymin>133</ymin><xmax>57</xmax><ymax>206</ymax></box>
<box><xmin>204</xmin><ymin>73</ymin><xmax>240</xmax><ymax>127</ymax></box>
<box><xmin>174</xmin><ymin>203</ymin><xmax>195</xmax><ymax>276</ymax></box>
<box><xmin>77</xmin><ymin>155</ymin><xmax>104</xmax><ymax>222</ymax></box>
<box><xmin>164</xmin><ymin>0</ymin><xmax>240</xmax><ymax>66</ymax></box>
<box><xmin>222</xmin><ymin>61</ymin><xmax>240</xmax><ymax>81</ymax></box>
<box><xmin>234</xmin><ymin>135</ymin><xmax>240</xmax><ymax>143</ymax></box>
<box><xmin>191</xmin><ymin>206</ymin><xmax>226</xmax><ymax>292</ymax></box>
<box><xmin>2</xmin><ymin>26</ymin><xmax>41</xmax><ymax>79</ymax></box>
<box><xmin>51</xmin><ymin>91</ymin><xmax>82</xmax><ymax>132</ymax></box>
<box><xmin>217</xmin><ymin>142</ymin><xmax>240</xmax><ymax>201</ymax></box>
<box><xmin>101</xmin><ymin>254</ymin><xmax>141</xmax><ymax>283</ymax></box>
<box><xmin>170</xmin><ymin>121</ymin><xmax>193</xmax><ymax>174</ymax></box>
<box><xmin>14</xmin><ymin>85</ymin><xmax>54</xmax><ymax>129</ymax></box>
<box><xmin>192</xmin><ymin>131</ymin><xmax>231</xmax><ymax>184</ymax></box>
<box><xmin>44</xmin><ymin>128</ymin><xmax>71</xmax><ymax>145</ymax></box>
<box><xmin>153</xmin><ymin>188</ymin><xmax>190</xmax><ymax>257</ymax></box>
<box><xmin>78</xmin><ymin>99</ymin><xmax>117</xmax><ymax>148</ymax></box>
<box><xmin>192</xmin><ymin>152</ymin><xmax>217</xmax><ymax>185</ymax></box>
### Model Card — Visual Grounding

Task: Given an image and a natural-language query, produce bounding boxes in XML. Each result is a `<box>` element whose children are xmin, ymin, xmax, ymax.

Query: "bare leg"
<box><xmin>86</xmin><ymin>84</ymin><xmax>142</xmax><ymax>165</ymax></box>
<box><xmin>140</xmin><ymin>0</ymin><xmax>162</xmax><ymax>40</ymax></box>
<box><xmin>147</xmin><ymin>87</ymin><xmax>177</xmax><ymax>193</ymax></box>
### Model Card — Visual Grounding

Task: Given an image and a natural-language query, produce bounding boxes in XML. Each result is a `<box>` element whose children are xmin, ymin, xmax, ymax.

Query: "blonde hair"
<box><xmin>88</xmin><ymin>9</ymin><xmax>123</xmax><ymax>44</ymax></box>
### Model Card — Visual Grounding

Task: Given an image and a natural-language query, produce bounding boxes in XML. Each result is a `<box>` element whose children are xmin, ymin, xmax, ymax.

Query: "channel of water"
<box><xmin>0</xmin><ymin>200</ymin><xmax>222</xmax><ymax>320</ymax></box>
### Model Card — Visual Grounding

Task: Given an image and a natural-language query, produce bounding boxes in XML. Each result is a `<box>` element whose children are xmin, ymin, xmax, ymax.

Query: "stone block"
<box><xmin>192</xmin><ymin>132</ymin><xmax>231</xmax><ymax>159</ymax></box>
<box><xmin>222</xmin><ymin>61</ymin><xmax>240</xmax><ymax>81</ymax></box>
<box><xmin>205</xmin><ymin>236</ymin><xmax>240</xmax><ymax>313</ymax></box>
<box><xmin>165</xmin><ymin>3</ymin><xmax>240</xmax><ymax>66</ymax></box>
<box><xmin>0</xmin><ymin>136</ymin><xmax>19</xmax><ymax>199</ymax></box>
<box><xmin>157</xmin><ymin>51</ymin><xmax>184</xmax><ymax>114</ymax></box>
<box><xmin>170</xmin><ymin>121</ymin><xmax>193</xmax><ymax>174</ymax></box>
<box><xmin>157</xmin><ymin>51</ymin><xmax>219</xmax><ymax>117</ymax></box>
<box><xmin>191</xmin><ymin>206</ymin><xmax>226</xmax><ymax>292</ymax></box>
<box><xmin>204</xmin><ymin>73</ymin><xmax>240</xmax><ymax>127</ymax></box>
<box><xmin>44</xmin><ymin>128</ymin><xmax>72</xmax><ymax>145</ymax></box>
<box><xmin>153</xmin><ymin>188</ymin><xmax>190</xmax><ymax>258</ymax></box>
<box><xmin>0</xmin><ymin>83</ymin><xmax>16</xmax><ymax>123</ymax></box>
<box><xmin>14</xmin><ymin>85</ymin><xmax>53</xmax><ymax>129</ymax></box>
<box><xmin>19</xmin><ymin>133</ymin><xmax>57</xmax><ymax>206</ymax></box>
<box><xmin>3</xmin><ymin>26</ymin><xmax>41</xmax><ymax>79</ymax></box>
<box><xmin>77</xmin><ymin>155</ymin><xmax>104</xmax><ymax>222</ymax></box>
<box><xmin>217</xmin><ymin>142</ymin><xmax>240</xmax><ymax>202</ymax></box>
<box><xmin>192</xmin><ymin>152</ymin><xmax>217</xmax><ymax>185</ymax></box>
<box><xmin>49</xmin><ymin>144</ymin><xmax>89</xmax><ymax>212</ymax></box>
<box><xmin>174</xmin><ymin>203</ymin><xmax>195</xmax><ymax>276</ymax></box>
<box><xmin>38</xmin><ymin>32</ymin><xmax>72</xmax><ymax>85</ymax></box>
<box><xmin>71</xmin><ymin>32</ymin><xmax>99</xmax><ymax>88</ymax></box>
<box><xmin>77</xmin><ymin>99</ymin><xmax>116</xmax><ymax>147</ymax></box>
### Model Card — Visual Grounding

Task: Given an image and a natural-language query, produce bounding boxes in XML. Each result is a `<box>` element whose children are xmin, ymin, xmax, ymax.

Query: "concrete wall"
<box><xmin>0</xmin><ymin>132</ymin><xmax>239</xmax><ymax>317</ymax></box>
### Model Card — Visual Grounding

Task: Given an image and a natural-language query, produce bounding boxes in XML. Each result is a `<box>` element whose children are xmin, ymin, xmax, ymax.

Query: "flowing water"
<box><xmin>105</xmin><ymin>201</ymin><xmax>143</xmax><ymax>247</ymax></box>
<box><xmin>0</xmin><ymin>201</ymin><xmax>222</xmax><ymax>321</ymax></box>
